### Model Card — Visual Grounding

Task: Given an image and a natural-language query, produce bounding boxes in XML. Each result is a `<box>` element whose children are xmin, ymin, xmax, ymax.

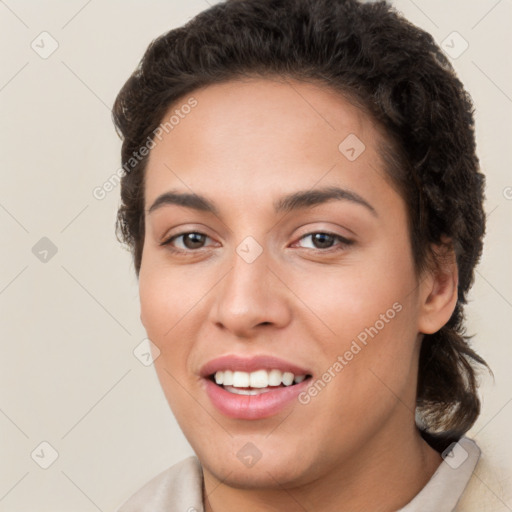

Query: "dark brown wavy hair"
<box><xmin>112</xmin><ymin>0</ymin><xmax>489</xmax><ymax>448</ymax></box>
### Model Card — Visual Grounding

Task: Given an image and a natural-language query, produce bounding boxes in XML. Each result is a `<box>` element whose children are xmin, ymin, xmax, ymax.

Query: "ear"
<box><xmin>417</xmin><ymin>240</ymin><xmax>459</xmax><ymax>335</ymax></box>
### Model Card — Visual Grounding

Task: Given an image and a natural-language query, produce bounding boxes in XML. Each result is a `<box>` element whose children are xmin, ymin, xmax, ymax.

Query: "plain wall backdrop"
<box><xmin>1</xmin><ymin>0</ymin><xmax>511</xmax><ymax>510</ymax></box>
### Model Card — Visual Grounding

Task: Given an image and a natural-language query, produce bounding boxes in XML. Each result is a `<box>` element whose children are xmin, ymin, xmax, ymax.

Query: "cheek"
<box><xmin>139</xmin><ymin>273</ymin><xmax>171</xmax><ymax>339</ymax></box>
<box><xmin>289</xmin><ymin>250</ymin><xmax>416</xmax><ymax>341</ymax></box>
<box><xmin>138</xmin><ymin>259</ymin><xmax>221</xmax><ymax>393</ymax></box>
<box><xmin>287</xmin><ymin>239</ymin><xmax>420</xmax><ymax>406</ymax></box>
<box><xmin>139</xmin><ymin>260</ymin><xmax>207</xmax><ymax>337</ymax></box>
<box><xmin>138</xmin><ymin>265</ymin><xmax>202</xmax><ymax>412</ymax></box>
<box><xmin>294</xmin><ymin>267</ymin><xmax>419</xmax><ymax>441</ymax></box>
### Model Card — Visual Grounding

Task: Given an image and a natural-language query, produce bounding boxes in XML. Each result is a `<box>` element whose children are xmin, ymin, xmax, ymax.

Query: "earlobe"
<box><xmin>417</xmin><ymin>243</ymin><xmax>459</xmax><ymax>335</ymax></box>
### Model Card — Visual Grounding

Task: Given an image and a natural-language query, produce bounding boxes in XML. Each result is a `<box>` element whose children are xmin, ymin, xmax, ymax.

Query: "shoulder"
<box><xmin>116</xmin><ymin>456</ymin><xmax>204</xmax><ymax>512</ymax></box>
<box><xmin>455</xmin><ymin>438</ymin><xmax>511</xmax><ymax>512</ymax></box>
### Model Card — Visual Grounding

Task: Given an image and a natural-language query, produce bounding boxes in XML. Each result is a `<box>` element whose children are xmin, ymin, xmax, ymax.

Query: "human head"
<box><xmin>113</xmin><ymin>0</ymin><xmax>487</xmax><ymax>452</ymax></box>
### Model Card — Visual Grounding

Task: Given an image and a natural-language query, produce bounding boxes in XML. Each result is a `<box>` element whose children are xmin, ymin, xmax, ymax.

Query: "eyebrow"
<box><xmin>147</xmin><ymin>186</ymin><xmax>377</xmax><ymax>217</ymax></box>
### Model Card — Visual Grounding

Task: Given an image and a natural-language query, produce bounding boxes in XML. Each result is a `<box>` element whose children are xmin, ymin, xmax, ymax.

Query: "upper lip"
<box><xmin>200</xmin><ymin>354</ymin><xmax>312</xmax><ymax>378</ymax></box>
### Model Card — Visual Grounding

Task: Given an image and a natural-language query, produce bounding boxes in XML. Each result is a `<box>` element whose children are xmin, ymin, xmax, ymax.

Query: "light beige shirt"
<box><xmin>116</xmin><ymin>437</ymin><xmax>508</xmax><ymax>512</ymax></box>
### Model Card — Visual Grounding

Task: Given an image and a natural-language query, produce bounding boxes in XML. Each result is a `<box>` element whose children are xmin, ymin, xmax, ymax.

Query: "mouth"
<box><xmin>208</xmin><ymin>369</ymin><xmax>312</xmax><ymax>396</ymax></box>
<box><xmin>200</xmin><ymin>355</ymin><xmax>314</xmax><ymax>419</ymax></box>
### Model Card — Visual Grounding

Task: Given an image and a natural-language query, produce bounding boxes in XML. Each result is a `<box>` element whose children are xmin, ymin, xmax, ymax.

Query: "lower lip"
<box><xmin>203</xmin><ymin>378</ymin><xmax>310</xmax><ymax>420</ymax></box>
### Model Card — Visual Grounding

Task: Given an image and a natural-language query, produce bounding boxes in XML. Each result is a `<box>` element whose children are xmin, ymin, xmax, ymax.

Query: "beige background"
<box><xmin>0</xmin><ymin>0</ymin><xmax>511</xmax><ymax>510</ymax></box>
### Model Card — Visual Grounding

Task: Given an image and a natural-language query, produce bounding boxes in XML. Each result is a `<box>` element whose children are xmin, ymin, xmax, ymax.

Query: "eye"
<box><xmin>160</xmin><ymin>230</ymin><xmax>353</xmax><ymax>254</ymax></box>
<box><xmin>294</xmin><ymin>232</ymin><xmax>353</xmax><ymax>251</ymax></box>
<box><xmin>161</xmin><ymin>232</ymin><xmax>214</xmax><ymax>251</ymax></box>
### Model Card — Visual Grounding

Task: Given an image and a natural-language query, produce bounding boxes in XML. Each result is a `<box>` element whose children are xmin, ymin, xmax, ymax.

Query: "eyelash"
<box><xmin>160</xmin><ymin>231</ymin><xmax>353</xmax><ymax>256</ymax></box>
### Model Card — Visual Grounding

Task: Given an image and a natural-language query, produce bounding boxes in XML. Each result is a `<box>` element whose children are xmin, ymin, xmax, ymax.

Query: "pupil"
<box><xmin>313</xmin><ymin>233</ymin><xmax>333</xmax><ymax>249</ymax></box>
<box><xmin>184</xmin><ymin>233</ymin><xmax>205</xmax><ymax>249</ymax></box>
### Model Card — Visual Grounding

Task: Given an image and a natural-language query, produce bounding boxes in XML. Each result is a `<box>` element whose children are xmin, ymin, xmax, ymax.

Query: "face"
<box><xmin>139</xmin><ymin>77</ymin><xmax>430</xmax><ymax>489</ymax></box>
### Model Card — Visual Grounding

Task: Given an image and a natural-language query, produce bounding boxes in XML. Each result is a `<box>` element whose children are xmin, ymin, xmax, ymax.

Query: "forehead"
<box><xmin>144</xmin><ymin>77</ymin><xmax>393</xmax><ymax>212</ymax></box>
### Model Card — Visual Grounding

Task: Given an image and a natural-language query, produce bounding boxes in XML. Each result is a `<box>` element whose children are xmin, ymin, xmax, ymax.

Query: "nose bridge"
<box><xmin>210</xmin><ymin>235</ymin><xmax>291</xmax><ymax>335</ymax></box>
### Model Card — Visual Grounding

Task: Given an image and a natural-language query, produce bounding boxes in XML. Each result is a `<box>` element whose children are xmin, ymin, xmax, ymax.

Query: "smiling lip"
<box><xmin>200</xmin><ymin>354</ymin><xmax>312</xmax><ymax>420</ymax></box>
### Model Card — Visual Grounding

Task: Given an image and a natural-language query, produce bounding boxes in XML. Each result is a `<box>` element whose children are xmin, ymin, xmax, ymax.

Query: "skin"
<box><xmin>139</xmin><ymin>77</ymin><xmax>458</xmax><ymax>512</ymax></box>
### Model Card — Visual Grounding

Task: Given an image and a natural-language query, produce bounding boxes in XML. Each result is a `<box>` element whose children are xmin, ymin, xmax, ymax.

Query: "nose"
<box><xmin>208</xmin><ymin>243</ymin><xmax>292</xmax><ymax>338</ymax></box>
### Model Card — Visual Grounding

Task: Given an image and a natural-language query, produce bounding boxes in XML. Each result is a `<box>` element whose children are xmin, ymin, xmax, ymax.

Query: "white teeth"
<box><xmin>282</xmin><ymin>372</ymin><xmax>294</xmax><ymax>386</ymax></box>
<box><xmin>249</xmin><ymin>369</ymin><xmax>269</xmax><ymax>388</ymax></box>
<box><xmin>212</xmin><ymin>369</ymin><xmax>308</xmax><ymax>389</ymax></box>
<box><xmin>223</xmin><ymin>370</ymin><xmax>233</xmax><ymax>386</ymax></box>
<box><xmin>268</xmin><ymin>369</ymin><xmax>282</xmax><ymax>386</ymax></box>
<box><xmin>232</xmin><ymin>371</ymin><xmax>250</xmax><ymax>387</ymax></box>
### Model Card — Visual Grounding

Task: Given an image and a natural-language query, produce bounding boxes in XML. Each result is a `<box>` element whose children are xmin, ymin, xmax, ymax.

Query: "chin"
<box><xmin>198</xmin><ymin>443</ymin><xmax>316</xmax><ymax>490</ymax></box>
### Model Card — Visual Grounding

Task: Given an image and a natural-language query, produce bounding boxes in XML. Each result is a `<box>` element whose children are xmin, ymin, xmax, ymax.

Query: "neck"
<box><xmin>202</xmin><ymin>423</ymin><xmax>442</xmax><ymax>512</ymax></box>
